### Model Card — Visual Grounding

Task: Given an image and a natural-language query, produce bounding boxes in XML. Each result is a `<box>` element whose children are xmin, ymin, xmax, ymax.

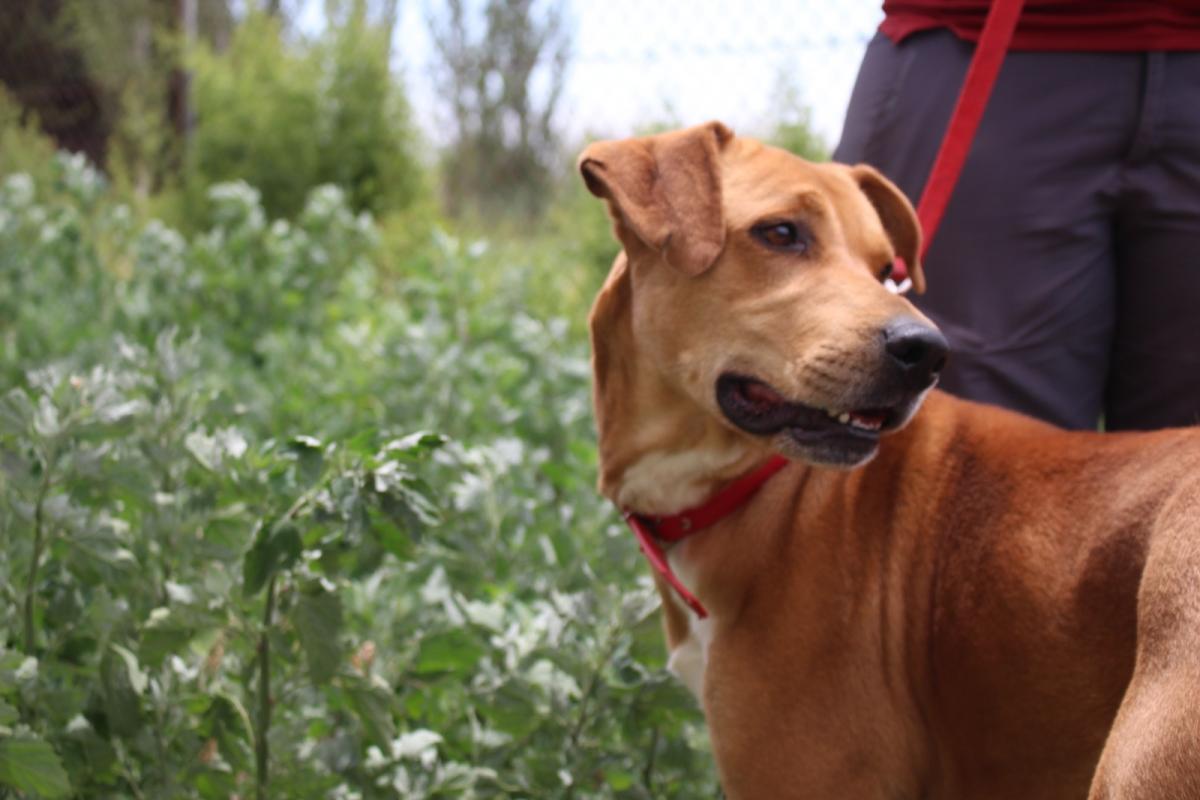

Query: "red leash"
<box><xmin>624</xmin><ymin>455</ymin><xmax>789</xmax><ymax>618</ymax></box>
<box><xmin>892</xmin><ymin>0</ymin><xmax>1026</xmax><ymax>286</ymax></box>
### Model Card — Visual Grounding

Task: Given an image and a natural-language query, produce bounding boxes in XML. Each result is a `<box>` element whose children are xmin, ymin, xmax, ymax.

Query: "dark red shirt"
<box><xmin>881</xmin><ymin>1</ymin><xmax>1200</xmax><ymax>51</ymax></box>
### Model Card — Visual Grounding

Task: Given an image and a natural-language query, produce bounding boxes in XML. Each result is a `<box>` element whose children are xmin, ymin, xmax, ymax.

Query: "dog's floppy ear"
<box><xmin>850</xmin><ymin>164</ymin><xmax>927</xmax><ymax>294</ymax></box>
<box><xmin>578</xmin><ymin>121</ymin><xmax>732</xmax><ymax>276</ymax></box>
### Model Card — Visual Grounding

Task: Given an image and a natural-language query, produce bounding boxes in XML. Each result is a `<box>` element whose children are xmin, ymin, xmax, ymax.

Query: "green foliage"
<box><xmin>0</xmin><ymin>738</ymin><xmax>72</xmax><ymax>798</ymax></box>
<box><xmin>770</xmin><ymin>109</ymin><xmax>829</xmax><ymax>162</ymax></box>
<box><xmin>765</xmin><ymin>75</ymin><xmax>830</xmax><ymax>162</ymax></box>
<box><xmin>0</xmin><ymin>87</ymin><xmax>57</xmax><ymax>186</ymax></box>
<box><xmin>185</xmin><ymin>11</ymin><xmax>423</xmax><ymax>223</ymax></box>
<box><xmin>315</xmin><ymin>1</ymin><xmax>423</xmax><ymax>217</ymax></box>
<box><xmin>0</xmin><ymin>158</ymin><xmax>718</xmax><ymax>797</ymax></box>
<box><xmin>542</xmin><ymin>148</ymin><xmax>624</xmax><ymax>280</ymax></box>
<box><xmin>186</xmin><ymin>13</ymin><xmax>321</xmax><ymax>221</ymax></box>
<box><xmin>60</xmin><ymin>0</ymin><xmax>182</xmax><ymax>197</ymax></box>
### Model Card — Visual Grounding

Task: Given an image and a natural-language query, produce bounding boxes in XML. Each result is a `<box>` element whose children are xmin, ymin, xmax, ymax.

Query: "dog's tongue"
<box><xmin>742</xmin><ymin>380</ymin><xmax>787</xmax><ymax>411</ymax></box>
<box><xmin>849</xmin><ymin>410</ymin><xmax>888</xmax><ymax>429</ymax></box>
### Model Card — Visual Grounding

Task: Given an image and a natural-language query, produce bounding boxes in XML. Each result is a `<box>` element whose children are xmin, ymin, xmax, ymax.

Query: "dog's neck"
<box><xmin>612</xmin><ymin>415</ymin><xmax>764</xmax><ymax>515</ymax></box>
<box><xmin>590</xmin><ymin>255</ymin><xmax>771</xmax><ymax>515</ymax></box>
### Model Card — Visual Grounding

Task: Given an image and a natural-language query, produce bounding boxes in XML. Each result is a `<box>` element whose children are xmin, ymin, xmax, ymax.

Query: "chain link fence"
<box><xmin>397</xmin><ymin>0</ymin><xmax>883</xmax><ymax>151</ymax></box>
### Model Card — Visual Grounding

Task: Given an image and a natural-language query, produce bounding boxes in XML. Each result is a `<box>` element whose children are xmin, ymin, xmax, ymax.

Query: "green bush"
<box><xmin>185</xmin><ymin>13</ymin><xmax>322</xmax><ymax>222</ymax></box>
<box><xmin>0</xmin><ymin>159</ymin><xmax>718</xmax><ymax>798</ymax></box>
<box><xmin>58</xmin><ymin>0</ymin><xmax>181</xmax><ymax>200</ymax></box>
<box><xmin>764</xmin><ymin>73</ymin><xmax>830</xmax><ymax>162</ymax></box>
<box><xmin>540</xmin><ymin>153</ymin><xmax>624</xmax><ymax>281</ymax></box>
<box><xmin>185</xmin><ymin>11</ymin><xmax>423</xmax><ymax>224</ymax></box>
<box><xmin>770</xmin><ymin>109</ymin><xmax>829</xmax><ymax>162</ymax></box>
<box><xmin>315</xmin><ymin>4</ymin><xmax>424</xmax><ymax>218</ymax></box>
<box><xmin>0</xmin><ymin>87</ymin><xmax>58</xmax><ymax>187</ymax></box>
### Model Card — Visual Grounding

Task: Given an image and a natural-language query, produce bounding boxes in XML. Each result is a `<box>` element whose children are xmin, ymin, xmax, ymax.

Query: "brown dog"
<box><xmin>578</xmin><ymin>122</ymin><xmax>1200</xmax><ymax>799</ymax></box>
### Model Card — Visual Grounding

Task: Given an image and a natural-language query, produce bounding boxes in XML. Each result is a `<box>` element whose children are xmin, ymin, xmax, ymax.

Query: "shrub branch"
<box><xmin>22</xmin><ymin>466</ymin><xmax>52</xmax><ymax>653</ymax></box>
<box><xmin>256</xmin><ymin>574</ymin><xmax>277</xmax><ymax>800</ymax></box>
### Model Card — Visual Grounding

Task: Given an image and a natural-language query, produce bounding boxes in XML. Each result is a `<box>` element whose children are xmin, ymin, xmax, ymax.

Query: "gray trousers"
<box><xmin>835</xmin><ymin>30</ymin><xmax>1200</xmax><ymax>431</ymax></box>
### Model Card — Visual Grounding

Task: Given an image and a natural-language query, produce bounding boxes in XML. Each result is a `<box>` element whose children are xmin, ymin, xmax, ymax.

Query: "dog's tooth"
<box><xmin>838</xmin><ymin>412</ymin><xmax>850</xmax><ymax>424</ymax></box>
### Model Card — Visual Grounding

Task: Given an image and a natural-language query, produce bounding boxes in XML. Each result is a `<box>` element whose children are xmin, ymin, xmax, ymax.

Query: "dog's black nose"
<box><xmin>884</xmin><ymin>319</ymin><xmax>948</xmax><ymax>388</ymax></box>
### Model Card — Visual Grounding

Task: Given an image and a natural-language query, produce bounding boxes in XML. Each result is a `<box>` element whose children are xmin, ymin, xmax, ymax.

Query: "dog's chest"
<box><xmin>665</xmin><ymin>546</ymin><xmax>714</xmax><ymax>699</ymax></box>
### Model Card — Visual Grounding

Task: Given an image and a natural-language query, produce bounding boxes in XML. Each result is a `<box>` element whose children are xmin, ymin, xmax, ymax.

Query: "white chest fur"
<box><xmin>614</xmin><ymin>439</ymin><xmax>753</xmax><ymax>699</ymax></box>
<box><xmin>664</xmin><ymin>545</ymin><xmax>714</xmax><ymax>700</ymax></box>
<box><xmin>616</xmin><ymin>439</ymin><xmax>750</xmax><ymax>515</ymax></box>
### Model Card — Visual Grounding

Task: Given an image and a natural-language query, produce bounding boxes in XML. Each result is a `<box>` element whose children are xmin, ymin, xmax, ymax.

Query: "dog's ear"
<box><xmin>850</xmin><ymin>164</ymin><xmax>927</xmax><ymax>294</ymax></box>
<box><xmin>578</xmin><ymin>121</ymin><xmax>732</xmax><ymax>276</ymax></box>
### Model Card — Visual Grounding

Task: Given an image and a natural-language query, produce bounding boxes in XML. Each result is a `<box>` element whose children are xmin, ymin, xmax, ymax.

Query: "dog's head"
<box><xmin>580</xmin><ymin>122</ymin><xmax>947</xmax><ymax>468</ymax></box>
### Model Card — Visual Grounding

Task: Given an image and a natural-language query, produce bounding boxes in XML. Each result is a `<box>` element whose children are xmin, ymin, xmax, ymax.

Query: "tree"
<box><xmin>61</xmin><ymin>0</ymin><xmax>185</xmax><ymax>194</ymax></box>
<box><xmin>315</xmin><ymin>0</ymin><xmax>421</xmax><ymax>216</ymax></box>
<box><xmin>0</xmin><ymin>0</ymin><xmax>110</xmax><ymax>165</ymax></box>
<box><xmin>429</xmin><ymin>0</ymin><xmax>571</xmax><ymax>221</ymax></box>
<box><xmin>0</xmin><ymin>0</ymin><xmax>237</xmax><ymax>190</ymax></box>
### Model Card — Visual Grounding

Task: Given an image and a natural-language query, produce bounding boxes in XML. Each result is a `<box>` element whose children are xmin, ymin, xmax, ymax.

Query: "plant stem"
<box><xmin>256</xmin><ymin>575</ymin><xmax>277</xmax><ymax>800</ymax></box>
<box><xmin>568</xmin><ymin>625</ymin><xmax>621</xmax><ymax>748</ymax></box>
<box><xmin>642</xmin><ymin>727</ymin><xmax>659</xmax><ymax>792</ymax></box>
<box><xmin>252</xmin><ymin>482</ymin><xmax>320</xmax><ymax>800</ymax></box>
<box><xmin>22</xmin><ymin>470</ymin><xmax>51</xmax><ymax>653</ymax></box>
<box><xmin>115</xmin><ymin>741</ymin><xmax>147</xmax><ymax>800</ymax></box>
<box><xmin>562</xmin><ymin>629</ymin><xmax>618</xmax><ymax>800</ymax></box>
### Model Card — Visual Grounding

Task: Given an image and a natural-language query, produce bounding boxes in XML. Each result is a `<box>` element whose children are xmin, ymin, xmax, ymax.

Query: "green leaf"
<box><xmin>201</xmin><ymin>692</ymin><xmax>255</xmax><ymax>770</ymax></box>
<box><xmin>139</xmin><ymin>607</ymin><xmax>205</xmax><ymax>667</ymax></box>
<box><xmin>199</xmin><ymin>510</ymin><xmax>257</xmax><ymax>561</ymax></box>
<box><xmin>32</xmin><ymin>395</ymin><xmax>60</xmax><ymax>438</ymax></box>
<box><xmin>368</xmin><ymin>504</ymin><xmax>414</xmax><ymax>561</ymax></box>
<box><xmin>110</xmin><ymin>643</ymin><xmax>148</xmax><ymax>695</ymax></box>
<box><xmin>414</xmin><ymin>628</ymin><xmax>485</xmax><ymax>677</ymax></box>
<box><xmin>380</xmin><ymin>431</ymin><xmax>446</xmax><ymax>457</ymax></box>
<box><xmin>242</xmin><ymin>522</ymin><xmax>302</xmax><ymax>596</ymax></box>
<box><xmin>605</xmin><ymin>769</ymin><xmax>634</xmax><ymax>790</ymax></box>
<box><xmin>292</xmin><ymin>583</ymin><xmax>343</xmax><ymax>684</ymax></box>
<box><xmin>100</xmin><ymin>647</ymin><xmax>143</xmax><ymax>737</ymax></box>
<box><xmin>346</xmin><ymin>681</ymin><xmax>396</xmax><ymax>746</ymax></box>
<box><xmin>185</xmin><ymin>427</ymin><xmax>248</xmax><ymax>472</ymax></box>
<box><xmin>287</xmin><ymin>435</ymin><xmax>325</xmax><ymax>486</ymax></box>
<box><xmin>0</xmin><ymin>389</ymin><xmax>33</xmax><ymax>436</ymax></box>
<box><xmin>0</xmin><ymin>738</ymin><xmax>72</xmax><ymax>798</ymax></box>
<box><xmin>478</xmin><ymin>680</ymin><xmax>541</xmax><ymax>739</ymax></box>
<box><xmin>395</xmin><ymin>482</ymin><xmax>441</xmax><ymax>527</ymax></box>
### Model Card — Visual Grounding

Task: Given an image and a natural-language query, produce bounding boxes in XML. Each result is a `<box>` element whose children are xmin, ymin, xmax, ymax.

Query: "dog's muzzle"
<box><xmin>715</xmin><ymin>317</ymin><xmax>947</xmax><ymax>466</ymax></box>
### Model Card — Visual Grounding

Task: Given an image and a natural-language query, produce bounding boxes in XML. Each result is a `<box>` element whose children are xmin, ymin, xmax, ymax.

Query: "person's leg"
<box><xmin>836</xmin><ymin>31</ymin><xmax>1139</xmax><ymax>430</ymax></box>
<box><xmin>1105</xmin><ymin>52</ymin><xmax>1200</xmax><ymax>431</ymax></box>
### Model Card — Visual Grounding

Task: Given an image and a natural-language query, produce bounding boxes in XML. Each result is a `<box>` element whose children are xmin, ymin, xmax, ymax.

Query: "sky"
<box><xmin>299</xmin><ymin>0</ymin><xmax>885</xmax><ymax>151</ymax></box>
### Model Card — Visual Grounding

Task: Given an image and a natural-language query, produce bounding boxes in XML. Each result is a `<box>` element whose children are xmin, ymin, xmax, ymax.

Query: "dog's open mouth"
<box><xmin>716</xmin><ymin>374</ymin><xmax>904</xmax><ymax>464</ymax></box>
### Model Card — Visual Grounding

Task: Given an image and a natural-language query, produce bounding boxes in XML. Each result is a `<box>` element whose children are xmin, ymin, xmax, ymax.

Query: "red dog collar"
<box><xmin>623</xmin><ymin>454</ymin><xmax>790</xmax><ymax>618</ymax></box>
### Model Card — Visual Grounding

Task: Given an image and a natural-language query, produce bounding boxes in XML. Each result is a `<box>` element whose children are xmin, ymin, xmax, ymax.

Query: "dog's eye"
<box><xmin>752</xmin><ymin>222</ymin><xmax>807</xmax><ymax>252</ymax></box>
<box><xmin>878</xmin><ymin>261</ymin><xmax>894</xmax><ymax>281</ymax></box>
